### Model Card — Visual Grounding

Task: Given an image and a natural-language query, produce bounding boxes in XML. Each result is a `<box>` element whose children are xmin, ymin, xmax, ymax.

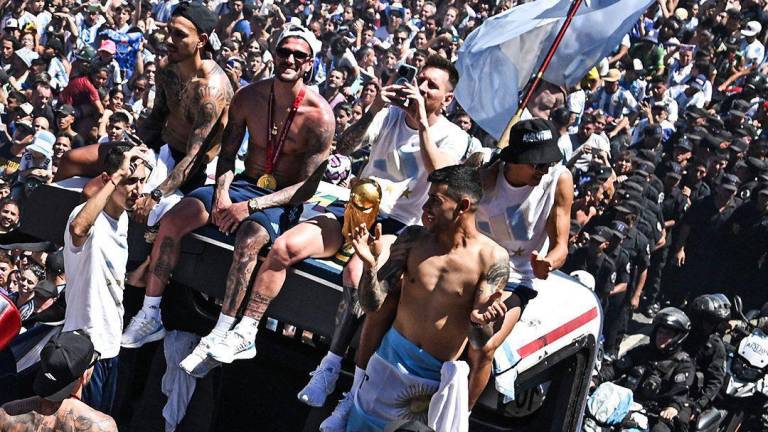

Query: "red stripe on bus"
<box><xmin>517</xmin><ymin>307</ymin><xmax>599</xmax><ymax>359</ymax></box>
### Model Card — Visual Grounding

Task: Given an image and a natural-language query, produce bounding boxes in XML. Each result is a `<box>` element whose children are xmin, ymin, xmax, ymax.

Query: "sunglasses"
<box><xmin>89</xmin><ymin>351</ymin><xmax>102</xmax><ymax>368</ymax></box>
<box><xmin>275</xmin><ymin>47</ymin><xmax>311</xmax><ymax>62</ymax></box>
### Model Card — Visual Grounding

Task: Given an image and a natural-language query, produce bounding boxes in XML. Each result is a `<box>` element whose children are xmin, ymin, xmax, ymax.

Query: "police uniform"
<box><xmin>596</xmin><ymin>343</ymin><xmax>695</xmax><ymax>432</ymax></box>
<box><xmin>682</xmin><ymin>333</ymin><xmax>727</xmax><ymax>417</ymax></box>
<box><xmin>602</xmin><ymin>243</ymin><xmax>632</xmax><ymax>356</ymax></box>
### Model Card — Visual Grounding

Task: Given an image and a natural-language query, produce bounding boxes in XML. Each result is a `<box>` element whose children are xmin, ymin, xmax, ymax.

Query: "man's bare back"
<box><xmin>230</xmin><ymin>78</ymin><xmax>334</xmax><ymax>187</ymax></box>
<box><xmin>154</xmin><ymin>60</ymin><xmax>233</xmax><ymax>161</ymax></box>
<box><xmin>0</xmin><ymin>397</ymin><xmax>117</xmax><ymax>432</ymax></box>
<box><xmin>384</xmin><ymin>226</ymin><xmax>510</xmax><ymax>362</ymax></box>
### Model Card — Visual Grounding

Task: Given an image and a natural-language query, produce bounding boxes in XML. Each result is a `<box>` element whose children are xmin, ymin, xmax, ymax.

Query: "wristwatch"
<box><xmin>247</xmin><ymin>198</ymin><xmax>259</xmax><ymax>214</ymax></box>
<box><xmin>150</xmin><ymin>188</ymin><xmax>163</xmax><ymax>203</ymax></box>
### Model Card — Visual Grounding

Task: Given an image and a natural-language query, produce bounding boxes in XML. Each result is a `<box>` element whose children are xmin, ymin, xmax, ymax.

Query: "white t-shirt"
<box><xmin>570</xmin><ymin>133</ymin><xmax>611</xmax><ymax>171</ymax></box>
<box><xmin>63</xmin><ymin>203</ymin><xmax>128</xmax><ymax>359</ymax></box>
<box><xmin>360</xmin><ymin>107</ymin><xmax>469</xmax><ymax>225</ymax></box>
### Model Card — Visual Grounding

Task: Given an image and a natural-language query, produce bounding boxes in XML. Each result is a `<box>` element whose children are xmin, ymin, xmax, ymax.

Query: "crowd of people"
<box><xmin>0</xmin><ymin>0</ymin><xmax>763</xmax><ymax>430</ymax></box>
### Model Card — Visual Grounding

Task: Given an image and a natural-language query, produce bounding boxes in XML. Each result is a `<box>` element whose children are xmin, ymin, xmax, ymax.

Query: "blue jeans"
<box><xmin>83</xmin><ymin>356</ymin><xmax>119</xmax><ymax>415</ymax></box>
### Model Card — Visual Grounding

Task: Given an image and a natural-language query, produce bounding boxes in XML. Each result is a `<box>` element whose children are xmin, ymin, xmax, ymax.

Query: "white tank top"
<box><xmin>475</xmin><ymin>163</ymin><xmax>566</xmax><ymax>288</ymax></box>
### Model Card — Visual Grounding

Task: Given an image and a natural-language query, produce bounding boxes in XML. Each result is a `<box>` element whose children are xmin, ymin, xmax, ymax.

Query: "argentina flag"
<box><xmin>455</xmin><ymin>0</ymin><xmax>654</xmax><ymax>140</ymax></box>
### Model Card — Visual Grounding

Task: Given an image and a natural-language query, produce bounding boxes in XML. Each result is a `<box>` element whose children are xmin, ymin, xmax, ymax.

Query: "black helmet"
<box><xmin>689</xmin><ymin>294</ymin><xmax>731</xmax><ymax>324</ymax></box>
<box><xmin>652</xmin><ymin>307</ymin><xmax>691</xmax><ymax>353</ymax></box>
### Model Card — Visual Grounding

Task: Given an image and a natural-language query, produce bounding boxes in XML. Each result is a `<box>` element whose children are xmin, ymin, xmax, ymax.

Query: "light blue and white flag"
<box><xmin>455</xmin><ymin>0</ymin><xmax>654</xmax><ymax>139</ymax></box>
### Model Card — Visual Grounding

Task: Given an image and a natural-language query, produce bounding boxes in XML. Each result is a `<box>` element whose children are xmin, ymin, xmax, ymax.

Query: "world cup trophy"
<box><xmin>332</xmin><ymin>178</ymin><xmax>382</xmax><ymax>265</ymax></box>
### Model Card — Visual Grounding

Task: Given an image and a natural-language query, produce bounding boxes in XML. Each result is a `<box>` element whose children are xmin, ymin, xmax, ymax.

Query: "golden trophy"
<box><xmin>332</xmin><ymin>178</ymin><xmax>383</xmax><ymax>265</ymax></box>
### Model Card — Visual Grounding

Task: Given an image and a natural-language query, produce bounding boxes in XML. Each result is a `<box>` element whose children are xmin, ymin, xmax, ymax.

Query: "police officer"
<box><xmin>563</xmin><ymin>226</ymin><xmax>618</xmax><ymax>300</ymax></box>
<box><xmin>595</xmin><ymin>307</ymin><xmax>695</xmax><ymax>432</ymax></box>
<box><xmin>603</xmin><ymin>221</ymin><xmax>633</xmax><ymax>357</ymax></box>
<box><xmin>682</xmin><ymin>294</ymin><xmax>729</xmax><ymax>431</ymax></box>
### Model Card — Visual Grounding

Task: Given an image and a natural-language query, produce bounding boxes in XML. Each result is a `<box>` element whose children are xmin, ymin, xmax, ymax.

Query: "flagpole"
<box><xmin>496</xmin><ymin>0</ymin><xmax>586</xmax><ymax>148</ymax></box>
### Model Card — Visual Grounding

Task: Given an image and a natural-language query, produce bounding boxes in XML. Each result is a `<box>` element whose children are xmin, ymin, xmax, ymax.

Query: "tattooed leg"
<box><xmin>220</xmin><ymin>221</ymin><xmax>270</xmax><ymax>316</ymax></box>
<box><xmin>145</xmin><ymin>198</ymin><xmax>209</xmax><ymax>297</ymax></box>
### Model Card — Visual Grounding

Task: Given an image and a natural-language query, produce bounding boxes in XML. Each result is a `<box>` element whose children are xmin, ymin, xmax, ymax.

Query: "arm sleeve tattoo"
<box><xmin>468</xmin><ymin>254</ymin><xmax>510</xmax><ymax>349</ymax></box>
<box><xmin>335</xmin><ymin>107</ymin><xmax>377</xmax><ymax>156</ymax></box>
<box><xmin>358</xmin><ymin>226</ymin><xmax>425</xmax><ymax>312</ymax></box>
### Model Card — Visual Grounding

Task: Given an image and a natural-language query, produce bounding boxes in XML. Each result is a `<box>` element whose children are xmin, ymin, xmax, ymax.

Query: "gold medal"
<box><xmin>256</xmin><ymin>173</ymin><xmax>278</xmax><ymax>190</ymax></box>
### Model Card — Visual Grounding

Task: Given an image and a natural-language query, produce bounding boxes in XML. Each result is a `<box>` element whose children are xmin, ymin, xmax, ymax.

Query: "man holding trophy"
<box><xmin>206</xmin><ymin>54</ymin><xmax>470</xmax><ymax>431</ymax></box>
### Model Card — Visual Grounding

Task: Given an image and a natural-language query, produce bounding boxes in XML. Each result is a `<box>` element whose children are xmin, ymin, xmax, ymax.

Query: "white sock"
<box><xmin>350</xmin><ymin>366</ymin><xmax>366</xmax><ymax>395</ymax></box>
<box><xmin>142</xmin><ymin>296</ymin><xmax>162</xmax><ymax>319</ymax></box>
<box><xmin>321</xmin><ymin>351</ymin><xmax>343</xmax><ymax>370</ymax></box>
<box><xmin>236</xmin><ymin>316</ymin><xmax>260</xmax><ymax>339</ymax></box>
<box><xmin>211</xmin><ymin>314</ymin><xmax>236</xmax><ymax>339</ymax></box>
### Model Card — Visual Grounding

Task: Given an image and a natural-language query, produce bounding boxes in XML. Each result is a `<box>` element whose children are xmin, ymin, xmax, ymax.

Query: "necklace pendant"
<box><xmin>271</xmin><ymin>125</ymin><xmax>278</xmax><ymax>136</ymax></box>
<box><xmin>257</xmin><ymin>173</ymin><xmax>278</xmax><ymax>190</ymax></box>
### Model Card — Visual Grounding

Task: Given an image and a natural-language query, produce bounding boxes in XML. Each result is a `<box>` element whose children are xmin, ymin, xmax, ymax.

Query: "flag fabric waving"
<box><xmin>455</xmin><ymin>0</ymin><xmax>654</xmax><ymax>140</ymax></box>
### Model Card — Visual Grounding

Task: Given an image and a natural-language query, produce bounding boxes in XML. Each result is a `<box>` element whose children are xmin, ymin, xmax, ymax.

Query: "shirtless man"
<box><xmin>121</xmin><ymin>25</ymin><xmax>334</xmax><ymax>354</ymax></box>
<box><xmin>54</xmin><ymin>3</ymin><xmax>232</xmax><ymax>227</ymax></box>
<box><xmin>0</xmin><ymin>331</ymin><xmax>117</xmax><ymax>432</ymax></box>
<box><xmin>345</xmin><ymin>164</ymin><xmax>510</xmax><ymax>430</ymax></box>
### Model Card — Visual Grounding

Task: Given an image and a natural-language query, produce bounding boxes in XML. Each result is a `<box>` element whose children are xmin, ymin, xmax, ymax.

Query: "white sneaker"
<box><xmin>297</xmin><ymin>362</ymin><xmax>341</xmax><ymax>407</ymax></box>
<box><xmin>121</xmin><ymin>310</ymin><xmax>166</xmax><ymax>348</ymax></box>
<box><xmin>179</xmin><ymin>334</ymin><xmax>222</xmax><ymax>378</ymax></box>
<box><xmin>207</xmin><ymin>329</ymin><xmax>256</xmax><ymax>364</ymax></box>
<box><xmin>319</xmin><ymin>392</ymin><xmax>354</xmax><ymax>432</ymax></box>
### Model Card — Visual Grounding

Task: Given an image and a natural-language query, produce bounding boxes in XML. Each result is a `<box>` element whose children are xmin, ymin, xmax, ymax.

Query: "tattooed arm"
<box><xmin>353</xmin><ymin>225</ymin><xmax>426</xmax><ymax>312</ymax></box>
<box><xmin>155</xmin><ymin>79</ymin><xmax>234</xmax><ymax>196</ymax></box>
<box><xmin>334</xmin><ymin>100</ymin><xmax>384</xmax><ymax>156</ymax></box>
<box><xmin>468</xmin><ymin>248</ymin><xmax>511</xmax><ymax>349</ymax></box>
<box><xmin>210</xmin><ymin>88</ymin><xmax>247</xmax><ymax>227</ymax></box>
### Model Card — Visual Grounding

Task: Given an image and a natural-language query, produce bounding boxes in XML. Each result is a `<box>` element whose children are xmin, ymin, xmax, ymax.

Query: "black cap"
<box><xmin>45</xmin><ymin>249</ymin><xmax>64</xmax><ymax>276</ymax></box>
<box><xmin>644</xmin><ymin>124</ymin><xmax>663</xmax><ymax>139</ymax></box>
<box><xmin>45</xmin><ymin>36</ymin><xmax>63</xmax><ymax>53</ymax></box>
<box><xmin>674</xmin><ymin>138</ymin><xmax>693</xmax><ymax>152</ymax></box>
<box><xmin>747</xmin><ymin>157</ymin><xmax>768</xmax><ymax>172</ymax></box>
<box><xmin>590</xmin><ymin>163</ymin><xmax>611</xmax><ymax>183</ymax></box>
<box><xmin>499</xmin><ymin>119</ymin><xmax>561</xmax><ymax>165</ymax></box>
<box><xmin>171</xmin><ymin>1</ymin><xmax>217</xmax><ymax>36</ymax></box>
<box><xmin>730</xmin><ymin>138</ymin><xmax>748</xmax><ymax>153</ymax></box>
<box><xmin>665</xmin><ymin>161</ymin><xmax>683</xmax><ymax>179</ymax></box>
<box><xmin>719</xmin><ymin>173</ymin><xmax>741</xmax><ymax>191</ymax></box>
<box><xmin>685</xmin><ymin>106</ymin><xmax>708</xmax><ymax>119</ymax></box>
<box><xmin>55</xmin><ymin>104</ymin><xmax>75</xmax><ymax>117</ymax></box>
<box><xmin>615</xmin><ymin>200</ymin><xmax>641</xmax><ymax>214</ymax></box>
<box><xmin>610</xmin><ymin>220</ymin><xmax>629</xmax><ymax>238</ymax></box>
<box><xmin>34</xmin><ymin>330</ymin><xmax>96</xmax><ymax>402</ymax></box>
<box><xmin>590</xmin><ymin>226</ymin><xmax>615</xmax><ymax>243</ymax></box>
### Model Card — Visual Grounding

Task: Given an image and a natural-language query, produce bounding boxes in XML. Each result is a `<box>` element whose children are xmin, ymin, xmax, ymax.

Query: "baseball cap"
<box><xmin>4</xmin><ymin>18</ymin><xmax>18</xmax><ymax>29</ymax></box>
<box><xmin>590</xmin><ymin>226</ymin><xmax>615</xmax><ymax>243</ymax></box>
<box><xmin>644</xmin><ymin>124</ymin><xmax>663</xmax><ymax>139</ymax></box>
<box><xmin>610</xmin><ymin>220</ymin><xmax>629</xmax><ymax>239</ymax></box>
<box><xmin>45</xmin><ymin>36</ymin><xmax>63</xmax><ymax>53</ymax></box>
<box><xmin>729</xmin><ymin>138</ymin><xmax>748</xmax><ymax>153</ymax></box>
<box><xmin>26</xmin><ymin>131</ymin><xmax>55</xmax><ymax>159</ymax></box>
<box><xmin>498</xmin><ymin>119</ymin><xmax>561</xmax><ymax>165</ymax></box>
<box><xmin>171</xmin><ymin>1</ymin><xmax>217</xmax><ymax>36</ymax></box>
<box><xmin>615</xmin><ymin>200</ymin><xmax>641</xmax><ymax>214</ymax></box>
<box><xmin>98</xmin><ymin>39</ymin><xmax>117</xmax><ymax>55</ymax></box>
<box><xmin>742</xmin><ymin>21</ymin><xmax>762</xmax><ymax>37</ymax></box>
<box><xmin>665</xmin><ymin>161</ymin><xmax>683</xmax><ymax>179</ymax></box>
<box><xmin>277</xmin><ymin>23</ymin><xmax>322</xmax><ymax>57</ymax></box>
<box><xmin>56</xmin><ymin>104</ymin><xmax>75</xmax><ymax>117</ymax></box>
<box><xmin>33</xmin><ymin>330</ymin><xmax>96</xmax><ymax>402</ymax></box>
<box><xmin>674</xmin><ymin>138</ymin><xmax>693</xmax><ymax>152</ymax></box>
<box><xmin>643</xmin><ymin>29</ymin><xmax>659</xmax><ymax>44</ymax></box>
<box><xmin>45</xmin><ymin>249</ymin><xmax>65</xmax><ymax>277</ymax></box>
<box><xmin>603</xmin><ymin>68</ymin><xmax>621</xmax><ymax>82</ymax></box>
<box><xmin>719</xmin><ymin>174</ymin><xmax>741</xmax><ymax>191</ymax></box>
<box><xmin>75</xmin><ymin>45</ymin><xmax>96</xmax><ymax>61</ymax></box>
<box><xmin>87</xmin><ymin>3</ymin><xmax>101</xmax><ymax>12</ymax></box>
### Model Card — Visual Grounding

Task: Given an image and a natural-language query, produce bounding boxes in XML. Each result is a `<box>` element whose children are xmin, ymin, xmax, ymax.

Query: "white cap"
<box><xmin>742</xmin><ymin>20</ymin><xmax>762</xmax><ymax>37</ymax></box>
<box><xmin>4</xmin><ymin>18</ymin><xmax>18</xmax><ymax>29</ymax></box>
<box><xmin>277</xmin><ymin>24</ymin><xmax>321</xmax><ymax>57</ymax></box>
<box><xmin>26</xmin><ymin>130</ymin><xmax>55</xmax><ymax>159</ymax></box>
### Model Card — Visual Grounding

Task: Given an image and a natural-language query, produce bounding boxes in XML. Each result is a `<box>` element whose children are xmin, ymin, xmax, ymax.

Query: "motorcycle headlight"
<box><xmin>732</xmin><ymin>355</ymin><xmax>764</xmax><ymax>382</ymax></box>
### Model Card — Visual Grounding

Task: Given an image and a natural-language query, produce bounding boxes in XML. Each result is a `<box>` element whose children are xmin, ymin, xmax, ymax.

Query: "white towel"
<box><xmin>427</xmin><ymin>361</ymin><xmax>470</xmax><ymax>432</ymax></box>
<box><xmin>161</xmin><ymin>331</ymin><xmax>200</xmax><ymax>432</ymax></box>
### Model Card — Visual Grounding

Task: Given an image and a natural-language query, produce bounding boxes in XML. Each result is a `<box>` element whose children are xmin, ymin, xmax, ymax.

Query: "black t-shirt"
<box><xmin>0</xmin><ymin>142</ymin><xmax>22</xmax><ymax>176</ymax></box>
<box><xmin>719</xmin><ymin>200</ymin><xmax>768</xmax><ymax>263</ymax></box>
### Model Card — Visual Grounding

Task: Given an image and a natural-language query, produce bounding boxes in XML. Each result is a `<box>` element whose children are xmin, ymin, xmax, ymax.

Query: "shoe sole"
<box><xmin>297</xmin><ymin>392</ymin><xmax>326</xmax><ymax>408</ymax></box>
<box><xmin>121</xmin><ymin>329</ymin><xmax>167</xmax><ymax>348</ymax></box>
<box><xmin>180</xmin><ymin>356</ymin><xmax>220</xmax><ymax>378</ymax></box>
<box><xmin>209</xmin><ymin>346</ymin><xmax>257</xmax><ymax>364</ymax></box>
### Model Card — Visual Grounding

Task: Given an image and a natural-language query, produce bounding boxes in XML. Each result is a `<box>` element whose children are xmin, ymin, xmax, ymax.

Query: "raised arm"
<box><xmin>352</xmin><ymin>225</ymin><xmax>425</xmax><ymax>312</ymax></box>
<box><xmin>335</xmin><ymin>97</ymin><xmax>384</xmax><ymax>156</ymax></box>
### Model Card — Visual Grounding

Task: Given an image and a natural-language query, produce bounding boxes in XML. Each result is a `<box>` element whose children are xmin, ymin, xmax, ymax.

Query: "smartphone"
<box><xmin>394</xmin><ymin>63</ymin><xmax>417</xmax><ymax>85</ymax></box>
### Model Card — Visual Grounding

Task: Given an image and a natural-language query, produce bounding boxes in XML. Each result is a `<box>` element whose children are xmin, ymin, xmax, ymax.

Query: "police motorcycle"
<box><xmin>583</xmin><ymin>308</ymin><xmax>723</xmax><ymax>432</ymax></box>
<box><xmin>715</xmin><ymin>296</ymin><xmax>768</xmax><ymax>432</ymax></box>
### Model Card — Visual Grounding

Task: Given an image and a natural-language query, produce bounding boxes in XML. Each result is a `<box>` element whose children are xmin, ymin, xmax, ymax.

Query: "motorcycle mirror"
<box><xmin>732</xmin><ymin>296</ymin><xmax>749</xmax><ymax>323</ymax></box>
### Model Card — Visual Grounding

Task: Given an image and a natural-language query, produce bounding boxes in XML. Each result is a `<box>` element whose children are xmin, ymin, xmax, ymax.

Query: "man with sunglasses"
<box><xmin>0</xmin><ymin>330</ymin><xmax>117</xmax><ymax>432</ymax></box>
<box><xmin>127</xmin><ymin>25</ymin><xmax>334</xmax><ymax>362</ymax></box>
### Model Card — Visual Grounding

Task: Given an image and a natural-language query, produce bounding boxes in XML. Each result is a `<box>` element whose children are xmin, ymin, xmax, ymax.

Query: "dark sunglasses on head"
<box><xmin>89</xmin><ymin>351</ymin><xmax>101</xmax><ymax>368</ymax></box>
<box><xmin>275</xmin><ymin>46</ymin><xmax>310</xmax><ymax>62</ymax></box>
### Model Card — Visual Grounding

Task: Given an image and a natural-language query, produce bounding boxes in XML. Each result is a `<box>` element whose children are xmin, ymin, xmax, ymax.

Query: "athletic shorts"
<box><xmin>504</xmin><ymin>282</ymin><xmax>538</xmax><ymax>312</ymax></box>
<box><xmin>186</xmin><ymin>174</ymin><xmax>302</xmax><ymax>243</ymax></box>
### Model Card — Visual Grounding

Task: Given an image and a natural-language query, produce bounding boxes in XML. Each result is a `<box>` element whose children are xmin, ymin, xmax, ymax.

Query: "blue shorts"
<box><xmin>186</xmin><ymin>175</ymin><xmax>302</xmax><ymax>243</ymax></box>
<box><xmin>504</xmin><ymin>282</ymin><xmax>538</xmax><ymax>311</ymax></box>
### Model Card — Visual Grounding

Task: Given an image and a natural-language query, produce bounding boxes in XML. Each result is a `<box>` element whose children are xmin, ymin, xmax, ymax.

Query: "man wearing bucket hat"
<box><xmin>0</xmin><ymin>330</ymin><xmax>117</xmax><ymax>431</ymax></box>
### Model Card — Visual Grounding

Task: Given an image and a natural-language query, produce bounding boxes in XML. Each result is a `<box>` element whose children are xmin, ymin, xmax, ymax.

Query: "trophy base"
<box><xmin>330</xmin><ymin>244</ymin><xmax>354</xmax><ymax>266</ymax></box>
